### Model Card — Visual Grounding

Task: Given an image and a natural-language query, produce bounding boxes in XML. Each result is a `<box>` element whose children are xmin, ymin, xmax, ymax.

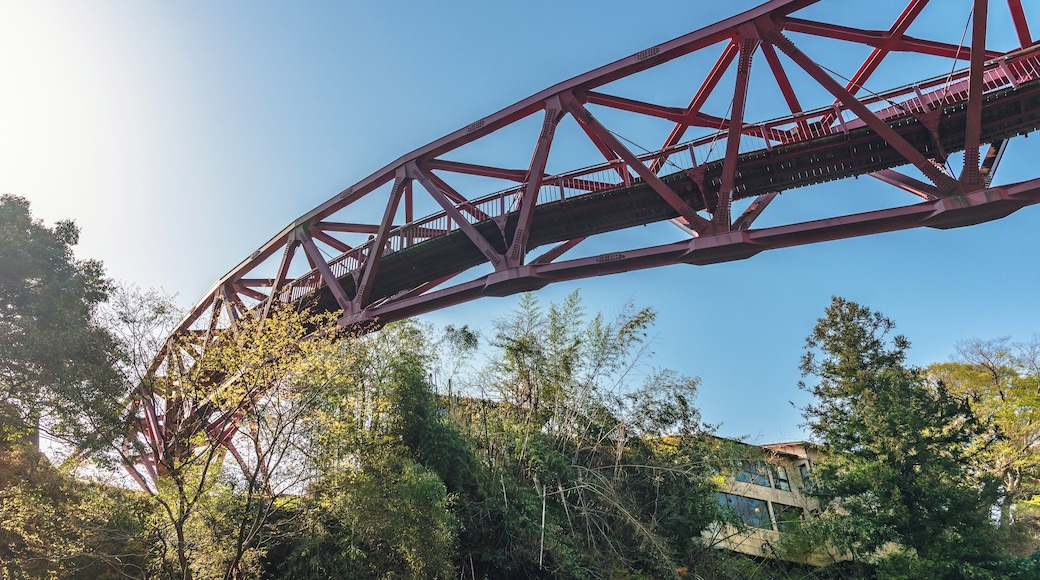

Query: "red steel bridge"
<box><xmin>127</xmin><ymin>0</ymin><xmax>1040</xmax><ymax>484</ymax></box>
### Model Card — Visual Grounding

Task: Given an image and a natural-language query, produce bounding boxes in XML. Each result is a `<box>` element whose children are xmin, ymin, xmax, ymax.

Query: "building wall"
<box><xmin>702</xmin><ymin>440</ymin><xmax>847</xmax><ymax>567</ymax></box>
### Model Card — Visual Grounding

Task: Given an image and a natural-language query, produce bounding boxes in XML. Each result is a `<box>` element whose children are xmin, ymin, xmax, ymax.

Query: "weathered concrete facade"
<box><xmin>703</xmin><ymin>439</ymin><xmax>845</xmax><ymax>566</ymax></box>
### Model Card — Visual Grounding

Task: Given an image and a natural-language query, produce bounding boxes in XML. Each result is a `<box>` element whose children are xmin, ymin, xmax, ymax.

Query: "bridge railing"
<box><xmin>272</xmin><ymin>45</ymin><xmax>1040</xmax><ymax>305</ymax></box>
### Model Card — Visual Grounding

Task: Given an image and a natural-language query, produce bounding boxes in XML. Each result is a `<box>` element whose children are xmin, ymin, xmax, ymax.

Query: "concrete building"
<box><xmin>702</xmin><ymin>439</ymin><xmax>845</xmax><ymax>566</ymax></box>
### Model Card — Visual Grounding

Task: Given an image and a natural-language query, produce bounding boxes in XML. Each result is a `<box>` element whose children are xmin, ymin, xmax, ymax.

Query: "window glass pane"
<box><xmin>772</xmin><ymin>502</ymin><xmax>803</xmax><ymax>531</ymax></box>
<box><xmin>733</xmin><ymin>460</ymin><xmax>770</xmax><ymax>487</ymax></box>
<box><xmin>716</xmin><ymin>492</ymin><xmax>771</xmax><ymax>529</ymax></box>
<box><xmin>772</xmin><ymin>465</ymin><xmax>791</xmax><ymax>491</ymax></box>
<box><xmin>798</xmin><ymin>464</ymin><xmax>812</xmax><ymax>490</ymax></box>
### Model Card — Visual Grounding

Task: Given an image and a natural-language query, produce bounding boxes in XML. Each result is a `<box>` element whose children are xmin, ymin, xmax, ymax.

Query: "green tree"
<box><xmin>928</xmin><ymin>336</ymin><xmax>1040</xmax><ymax>552</ymax></box>
<box><xmin>0</xmin><ymin>195</ymin><xmax>119</xmax><ymax>450</ymax></box>
<box><xmin>456</xmin><ymin>292</ymin><xmax>719</xmax><ymax>577</ymax></box>
<box><xmin>799</xmin><ymin>297</ymin><xmax>997</xmax><ymax>577</ymax></box>
<box><xmin>0</xmin><ymin>431</ymin><xmax>151</xmax><ymax>578</ymax></box>
<box><xmin>119</xmin><ymin>305</ymin><xmax>352</xmax><ymax>580</ymax></box>
<box><xmin>273</xmin><ymin>322</ymin><xmax>459</xmax><ymax>578</ymax></box>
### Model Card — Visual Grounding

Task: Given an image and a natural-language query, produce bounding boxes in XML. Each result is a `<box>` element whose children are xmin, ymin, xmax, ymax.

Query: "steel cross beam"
<box><xmin>123</xmin><ymin>0</ymin><xmax>1040</xmax><ymax>488</ymax></box>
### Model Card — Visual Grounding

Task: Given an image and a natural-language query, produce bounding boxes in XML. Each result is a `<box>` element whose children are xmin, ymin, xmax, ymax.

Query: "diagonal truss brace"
<box><xmin>506</xmin><ymin>97</ymin><xmax>565</xmax><ymax>266</ymax></box>
<box><xmin>870</xmin><ymin>169</ymin><xmax>941</xmax><ymax>200</ymax></box>
<box><xmin>980</xmin><ymin>139</ymin><xmax>1008</xmax><ymax>188</ymax></box>
<box><xmin>757</xmin><ymin>18</ymin><xmax>962</xmax><ymax>196</ymax></box>
<box><xmin>298</xmin><ymin>229</ymin><xmax>354</xmax><ymax>314</ymax></box>
<box><xmin>733</xmin><ymin>192</ymin><xmax>778</xmax><ymax>230</ymax></box>
<box><xmin>561</xmin><ymin>92</ymin><xmax>714</xmax><ymax>235</ymax></box>
<box><xmin>261</xmin><ymin>236</ymin><xmax>301</xmax><ymax>321</ymax></box>
<box><xmin>653</xmin><ymin>39</ymin><xmax>741</xmax><ymax>172</ymax></box>
<box><xmin>409</xmin><ymin>162</ymin><xmax>505</xmax><ymax>269</ymax></box>
<box><xmin>354</xmin><ymin>171</ymin><xmax>407</xmax><ymax>310</ymax></box>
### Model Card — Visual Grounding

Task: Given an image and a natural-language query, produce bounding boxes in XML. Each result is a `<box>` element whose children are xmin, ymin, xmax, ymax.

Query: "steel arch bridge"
<box><xmin>128</xmin><ymin>0</ymin><xmax>1040</xmax><ymax>484</ymax></box>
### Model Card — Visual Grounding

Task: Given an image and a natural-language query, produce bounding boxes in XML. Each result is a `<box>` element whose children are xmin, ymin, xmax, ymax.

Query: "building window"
<box><xmin>733</xmin><ymin>460</ymin><xmax>770</xmax><ymax>487</ymax></box>
<box><xmin>717</xmin><ymin>493</ymin><xmax>771</xmax><ymax>529</ymax></box>
<box><xmin>772</xmin><ymin>465</ymin><xmax>791</xmax><ymax>491</ymax></box>
<box><xmin>772</xmin><ymin>502</ymin><xmax>803</xmax><ymax>531</ymax></box>
<box><xmin>798</xmin><ymin>463</ymin><xmax>811</xmax><ymax>489</ymax></box>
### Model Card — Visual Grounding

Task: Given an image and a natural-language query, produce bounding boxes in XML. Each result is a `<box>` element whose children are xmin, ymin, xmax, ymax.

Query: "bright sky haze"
<box><xmin>2</xmin><ymin>0</ymin><xmax>1039</xmax><ymax>443</ymax></box>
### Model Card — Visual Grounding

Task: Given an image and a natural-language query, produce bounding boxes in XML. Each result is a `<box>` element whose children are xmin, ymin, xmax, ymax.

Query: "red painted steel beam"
<box><xmin>732</xmin><ymin>192</ymin><xmax>778</xmax><ymax>230</ymax></box>
<box><xmin>417</xmin><ymin>170</ymin><xmax>491</xmax><ymax>222</ymax></box>
<box><xmin>716</xmin><ymin>26</ymin><xmax>760</xmax><ymax>229</ymax></box>
<box><xmin>234</xmin><ymin>284</ymin><xmax>268</xmax><ymax>303</ymax></box>
<box><xmin>354</xmin><ymin>177</ymin><xmax>1040</xmax><ymax>329</ymax></box>
<box><xmin>316</xmin><ymin>222</ymin><xmax>382</xmax><ymax>234</ymax></box>
<box><xmin>354</xmin><ymin>173</ymin><xmax>406</xmax><ymax>310</ymax></box>
<box><xmin>758</xmin><ymin>20</ymin><xmax>961</xmax><ymax>194</ymax></box>
<box><xmin>869</xmin><ymin>169</ymin><xmax>940</xmax><ymax>200</ymax></box>
<box><xmin>961</xmin><ymin>0</ymin><xmax>989</xmax><ymax>189</ymax></box>
<box><xmin>760</xmin><ymin>41</ymin><xmax>802</xmax><ymax>115</ymax></box>
<box><xmin>819</xmin><ymin>0</ymin><xmax>929</xmax><ymax>126</ymax></box>
<box><xmin>1008</xmin><ymin>0</ymin><xmax>1034</xmax><ymax>49</ymax></box>
<box><xmin>221</xmin><ymin>283</ymin><xmax>244</xmax><ymax>331</ymax></box>
<box><xmin>238</xmin><ymin>278</ymin><xmax>275</xmax><ymax>287</ymax></box>
<box><xmin>585</xmin><ymin>91</ymin><xmax>687</xmax><ymax>122</ymax></box>
<box><xmin>300</xmin><ymin>232</ymin><xmax>354</xmax><ymax>313</ymax></box>
<box><xmin>261</xmin><ymin>238</ymin><xmax>300</xmax><ymax>320</ymax></box>
<box><xmin>653</xmin><ymin>39</ymin><xmax>740</xmax><ymax>172</ymax></box>
<box><xmin>980</xmin><ymin>140</ymin><xmax>1008</xmax><ymax>187</ymax></box>
<box><xmin>311</xmin><ymin>229</ymin><xmax>353</xmax><ymax>253</ymax></box>
<box><xmin>424</xmin><ymin>159</ymin><xmax>531</xmax><ymax>182</ymax></box>
<box><xmin>783</xmin><ymin>17</ymin><xmax>1002</xmax><ymax>60</ymax></box>
<box><xmin>404</xmin><ymin>180</ymin><xmax>413</xmax><ymax>226</ymax></box>
<box><xmin>205</xmin><ymin>293</ymin><xmax>225</xmax><ymax>340</ymax></box>
<box><xmin>507</xmin><ymin>99</ymin><xmax>564</xmax><ymax>266</ymax></box>
<box><xmin>410</xmin><ymin>163</ymin><xmax>505</xmax><ymax>268</ymax></box>
<box><xmin>530</xmin><ymin>238</ymin><xmax>585</xmax><ymax>265</ymax></box>
<box><xmin>563</xmin><ymin>94</ymin><xmax>714</xmax><ymax>233</ymax></box>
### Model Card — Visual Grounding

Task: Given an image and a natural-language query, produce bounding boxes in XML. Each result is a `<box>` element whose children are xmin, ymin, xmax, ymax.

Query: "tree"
<box><xmin>928</xmin><ymin>336</ymin><xmax>1040</xmax><ymax>551</ymax></box>
<box><xmin>99</xmin><ymin>283</ymin><xmax>182</xmax><ymax>392</ymax></box>
<box><xmin>118</xmin><ymin>304</ymin><xmax>353</xmax><ymax>580</ymax></box>
<box><xmin>0</xmin><ymin>420</ymin><xmax>151</xmax><ymax>578</ymax></box>
<box><xmin>274</xmin><ymin>328</ymin><xmax>459</xmax><ymax>578</ymax></box>
<box><xmin>0</xmin><ymin>195</ymin><xmax>119</xmax><ymax>450</ymax></box>
<box><xmin>461</xmin><ymin>292</ymin><xmax>719</xmax><ymax>577</ymax></box>
<box><xmin>799</xmin><ymin>297</ymin><xmax>997</xmax><ymax>577</ymax></box>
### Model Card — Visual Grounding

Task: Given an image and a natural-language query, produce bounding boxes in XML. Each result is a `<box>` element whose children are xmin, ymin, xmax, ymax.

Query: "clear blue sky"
<box><xmin>2</xmin><ymin>0</ymin><xmax>1038</xmax><ymax>442</ymax></box>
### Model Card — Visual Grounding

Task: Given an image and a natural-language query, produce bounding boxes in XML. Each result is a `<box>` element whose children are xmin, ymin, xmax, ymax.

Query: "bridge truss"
<box><xmin>126</xmin><ymin>0</ymin><xmax>1040</xmax><ymax>485</ymax></box>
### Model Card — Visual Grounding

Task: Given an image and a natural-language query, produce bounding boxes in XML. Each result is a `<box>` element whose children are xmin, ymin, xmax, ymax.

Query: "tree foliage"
<box><xmin>125</xmin><ymin>304</ymin><xmax>354</xmax><ymax>580</ymax></box>
<box><xmin>442</xmin><ymin>291</ymin><xmax>721</xmax><ymax>577</ymax></box>
<box><xmin>0</xmin><ymin>195</ymin><xmax>120</xmax><ymax>449</ymax></box>
<box><xmin>798</xmin><ymin>297</ymin><xmax>999</xmax><ymax>577</ymax></box>
<box><xmin>272</xmin><ymin>332</ymin><xmax>458</xmax><ymax>578</ymax></box>
<box><xmin>269</xmin><ymin>293</ymin><xmax>723</xmax><ymax>579</ymax></box>
<box><xmin>0</xmin><ymin>432</ymin><xmax>151</xmax><ymax>578</ymax></box>
<box><xmin>928</xmin><ymin>335</ymin><xmax>1040</xmax><ymax>553</ymax></box>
